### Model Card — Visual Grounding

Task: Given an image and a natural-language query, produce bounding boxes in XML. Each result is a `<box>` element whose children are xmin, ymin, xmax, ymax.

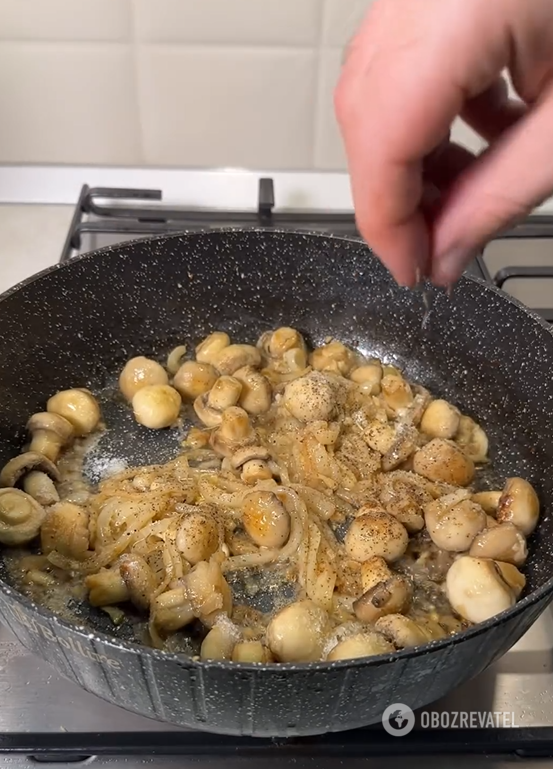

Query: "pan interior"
<box><xmin>0</xmin><ymin>229</ymin><xmax>552</xmax><ymax>646</ymax></box>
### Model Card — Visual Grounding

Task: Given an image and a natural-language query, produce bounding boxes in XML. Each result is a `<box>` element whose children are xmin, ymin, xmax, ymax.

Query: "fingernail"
<box><xmin>432</xmin><ymin>247</ymin><xmax>476</xmax><ymax>285</ymax></box>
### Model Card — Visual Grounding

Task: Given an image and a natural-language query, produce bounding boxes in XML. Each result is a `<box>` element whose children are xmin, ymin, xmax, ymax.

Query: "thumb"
<box><xmin>430</xmin><ymin>85</ymin><xmax>553</xmax><ymax>285</ymax></box>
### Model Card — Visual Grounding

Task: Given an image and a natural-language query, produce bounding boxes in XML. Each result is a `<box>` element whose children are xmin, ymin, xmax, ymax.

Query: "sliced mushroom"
<box><xmin>40</xmin><ymin>501</ymin><xmax>89</xmax><ymax>560</ymax></box>
<box><xmin>423</xmin><ymin>493</ymin><xmax>486</xmax><ymax>552</ymax></box>
<box><xmin>0</xmin><ymin>451</ymin><xmax>60</xmax><ymax>494</ymax></box>
<box><xmin>472</xmin><ymin>491</ymin><xmax>502</xmax><ymax>514</ymax></box>
<box><xmin>209</xmin><ymin>407</ymin><xmax>255</xmax><ymax>457</ymax></box>
<box><xmin>350</xmin><ymin>362</ymin><xmax>383</xmax><ymax>395</ymax></box>
<box><xmin>266</xmin><ymin>599</ymin><xmax>330</xmax><ymax>662</ymax></box>
<box><xmin>413</xmin><ymin>438</ymin><xmax>474</xmax><ymax>486</ymax></box>
<box><xmin>374</xmin><ymin>614</ymin><xmax>434</xmax><ymax>649</ymax></box>
<box><xmin>27</xmin><ymin>412</ymin><xmax>74</xmax><ymax>462</ymax></box>
<box><xmin>455</xmin><ymin>415</ymin><xmax>488</xmax><ymax>463</ymax></box>
<box><xmin>132</xmin><ymin>385</ymin><xmax>181</xmax><ymax>429</ymax></box>
<box><xmin>85</xmin><ymin>567</ymin><xmax>130</xmax><ymax>607</ymax></box>
<box><xmin>232</xmin><ymin>366</ymin><xmax>272</xmax><ymax>415</ymax></box>
<box><xmin>195</xmin><ymin>332</ymin><xmax>231</xmax><ymax>365</ymax></box>
<box><xmin>242</xmin><ymin>490</ymin><xmax>291</xmax><ymax>549</ymax></box>
<box><xmin>353</xmin><ymin>575</ymin><xmax>412</xmax><ymax>623</ymax></box>
<box><xmin>344</xmin><ymin>509</ymin><xmax>409</xmax><ymax>563</ymax></box>
<box><xmin>176</xmin><ymin>511</ymin><xmax>221</xmax><ymax>565</ymax></box>
<box><xmin>47</xmin><ymin>388</ymin><xmax>101</xmax><ymax>437</ymax></box>
<box><xmin>469</xmin><ymin>522</ymin><xmax>527</xmax><ymax>565</ymax></box>
<box><xmin>151</xmin><ymin>587</ymin><xmax>195</xmax><ymax>633</ymax></box>
<box><xmin>213</xmin><ymin>344</ymin><xmax>261</xmax><ymax>375</ymax></box>
<box><xmin>173</xmin><ymin>361</ymin><xmax>218</xmax><ymax>400</ymax></box>
<box><xmin>0</xmin><ymin>488</ymin><xmax>46</xmax><ymax>546</ymax></box>
<box><xmin>310</xmin><ymin>341</ymin><xmax>357</xmax><ymax>376</ymax></box>
<box><xmin>119</xmin><ymin>554</ymin><xmax>157</xmax><ymax>610</ymax></box>
<box><xmin>193</xmin><ymin>376</ymin><xmax>243</xmax><ymax>428</ymax></box>
<box><xmin>380</xmin><ymin>374</ymin><xmax>413</xmax><ymax>412</ymax></box>
<box><xmin>283</xmin><ymin>371</ymin><xmax>335</xmax><ymax>422</ymax></box>
<box><xmin>119</xmin><ymin>356</ymin><xmax>169</xmax><ymax>401</ymax></box>
<box><xmin>326</xmin><ymin>631</ymin><xmax>394</xmax><ymax>661</ymax></box>
<box><xmin>420</xmin><ymin>399</ymin><xmax>460</xmax><ymax>440</ymax></box>
<box><xmin>445</xmin><ymin>555</ymin><xmax>524</xmax><ymax>624</ymax></box>
<box><xmin>496</xmin><ymin>477</ymin><xmax>540</xmax><ymax>535</ymax></box>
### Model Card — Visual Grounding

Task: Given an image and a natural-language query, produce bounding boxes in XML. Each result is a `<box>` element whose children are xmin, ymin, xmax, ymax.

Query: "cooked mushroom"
<box><xmin>364</xmin><ymin>420</ymin><xmax>396</xmax><ymax>455</ymax></box>
<box><xmin>326</xmin><ymin>631</ymin><xmax>394</xmax><ymax>661</ymax></box>
<box><xmin>183</xmin><ymin>559</ymin><xmax>232</xmax><ymax>621</ymax></box>
<box><xmin>413</xmin><ymin>438</ymin><xmax>474</xmax><ymax>486</ymax></box>
<box><xmin>496</xmin><ymin>477</ymin><xmax>540</xmax><ymax>535</ymax></box>
<box><xmin>420</xmin><ymin>399</ymin><xmax>460</xmax><ymax>439</ymax></box>
<box><xmin>119</xmin><ymin>356</ymin><xmax>169</xmax><ymax>401</ymax></box>
<box><xmin>310</xmin><ymin>341</ymin><xmax>357</xmax><ymax>376</ymax></box>
<box><xmin>231</xmin><ymin>445</ymin><xmax>272</xmax><ymax>484</ymax></box>
<box><xmin>424</xmin><ymin>493</ymin><xmax>486</xmax><ymax>552</ymax></box>
<box><xmin>173</xmin><ymin>360</ymin><xmax>218</xmax><ymax>400</ymax></box>
<box><xmin>213</xmin><ymin>344</ymin><xmax>261</xmax><ymax>375</ymax></box>
<box><xmin>455</xmin><ymin>415</ymin><xmax>488</xmax><ymax>463</ymax></box>
<box><xmin>151</xmin><ymin>586</ymin><xmax>195</xmax><ymax>633</ymax></box>
<box><xmin>47</xmin><ymin>388</ymin><xmax>101</xmax><ymax>437</ymax></box>
<box><xmin>209</xmin><ymin>407</ymin><xmax>255</xmax><ymax>457</ymax></box>
<box><xmin>344</xmin><ymin>510</ymin><xmax>408</xmax><ymax>563</ymax></box>
<box><xmin>0</xmin><ymin>488</ymin><xmax>46</xmax><ymax>546</ymax></box>
<box><xmin>193</xmin><ymin>376</ymin><xmax>243</xmax><ymax>427</ymax></box>
<box><xmin>381</xmin><ymin>424</ymin><xmax>418</xmax><ymax>472</ymax></box>
<box><xmin>176</xmin><ymin>511</ymin><xmax>220</xmax><ymax>565</ymax></box>
<box><xmin>27</xmin><ymin>412</ymin><xmax>74</xmax><ymax>462</ymax></box>
<box><xmin>132</xmin><ymin>385</ymin><xmax>181</xmax><ymax>429</ymax></box>
<box><xmin>40</xmin><ymin>501</ymin><xmax>89</xmax><ymax>559</ymax></box>
<box><xmin>266</xmin><ymin>599</ymin><xmax>330</xmax><ymax>662</ymax></box>
<box><xmin>0</xmin><ymin>451</ymin><xmax>60</xmax><ymax>505</ymax></box>
<box><xmin>380</xmin><ymin>374</ymin><xmax>413</xmax><ymax>412</ymax></box>
<box><xmin>195</xmin><ymin>332</ymin><xmax>231</xmax><ymax>365</ymax></box>
<box><xmin>201</xmin><ymin>619</ymin><xmax>240</xmax><ymax>661</ymax></box>
<box><xmin>472</xmin><ymin>491</ymin><xmax>502</xmax><ymax>514</ymax></box>
<box><xmin>119</xmin><ymin>553</ymin><xmax>157</xmax><ymax>610</ymax></box>
<box><xmin>85</xmin><ymin>567</ymin><xmax>130</xmax><ymax>607</ymax></box>
<box><xmin>166</xmin><ymin>345</ymin><xmax>188</xmax><ymax>375</ymax></box>
<box><xmin>469</xmin><ymin>522</ymin><xmax>527</xmax><ymax>566</ymax></box>
<box><xmin>242</xmin><ymin>490</ymin><xmax>291</xmax><ymax>549</ymax></box>
<box><xmin>232</xmin><ymin>366</ymin><xmax>272</xmax><ymax>415</ymax></box>
<box><xmin>360</xmin><ymin>556</ymin><xmax>393</xmax><ymax>593</ymax></box>
<box><xmin>446</xmin><ymin>555</ymin><xmax>525</xmax><ymax>623</ymax></box>
<box><xmin>259</xmin><ymin>327</ymin><xmax>305</xmax><ymax>359</ymax></box>
<box><xmin>353</xmin><ymin>575</ymin><xmax>412</xmax><ymax>623</ymax></box>
<box><xmin>375</xmin><ymin>613</ymin><xmax>434</xmax><ymax>648</ymax></box>
<box><xmin>350</xmin><ymin>362</ymin><xmax>383</xmax><ymax>394</ymax></box>
<box><xmin>232</xmin><ymin>640</ymin><xmax>273</xmax><ymax>663</ymax></box>
<box><xmin>282</xmin><ymin>372</ymin><xmax>335</xmax><ymax>422</ymax></box>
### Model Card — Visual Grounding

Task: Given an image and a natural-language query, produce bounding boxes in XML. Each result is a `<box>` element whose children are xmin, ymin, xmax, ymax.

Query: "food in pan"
<box><xmin>0</xmin><ymin>327</ymin><xmax>539</xmax><ymax>663</ymax></box>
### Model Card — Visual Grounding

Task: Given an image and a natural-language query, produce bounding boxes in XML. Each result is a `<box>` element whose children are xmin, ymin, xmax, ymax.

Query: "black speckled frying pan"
<box><xmin>0</xmin><ymin>229</ymin><xmax>551</xmax><ymax>738</ymax></box>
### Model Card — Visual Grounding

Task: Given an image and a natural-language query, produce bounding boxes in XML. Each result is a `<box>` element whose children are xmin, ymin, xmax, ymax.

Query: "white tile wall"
<box><xmin>0</xmin><ymin>0</ymin><xmax>488</xmax><ymax>170</ymax></box>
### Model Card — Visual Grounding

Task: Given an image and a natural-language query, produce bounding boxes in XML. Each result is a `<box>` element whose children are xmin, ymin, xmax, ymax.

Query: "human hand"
<box><xmin>335</xmin><ymin>0</ymin><xmax>553</xmax><ymax>287</ymax></box>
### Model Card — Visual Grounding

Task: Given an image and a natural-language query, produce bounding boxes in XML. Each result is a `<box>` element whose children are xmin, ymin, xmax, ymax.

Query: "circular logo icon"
<box><xmin>381</xmin><ymin>703</ymin><xmax>415</xmax><ymax>736</ymax></box>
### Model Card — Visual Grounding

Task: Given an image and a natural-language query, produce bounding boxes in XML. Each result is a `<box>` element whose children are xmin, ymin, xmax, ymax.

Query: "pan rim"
<box><xmin>1</xmin><ymin>226</ymin><xmax>552</xmax><ymax>675</ymax></box>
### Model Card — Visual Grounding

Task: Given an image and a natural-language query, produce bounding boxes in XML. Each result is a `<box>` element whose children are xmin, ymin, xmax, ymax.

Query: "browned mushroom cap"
<box><xmin>0</xmin><ymin>451</ymin><xmax>60</xmax><ymax>488</ymax></box>
<box><xmin>353</xmin><ymin>575</ymin><xmax>412</xmax><ymax>623</ymax></box>
<box><xmin>27</xmin><ymin>412</ymin><xmax>74</xmax><ymax>461</ymax></box>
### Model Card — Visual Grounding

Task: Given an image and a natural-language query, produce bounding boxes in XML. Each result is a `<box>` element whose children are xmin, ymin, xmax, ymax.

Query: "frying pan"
<box><xmin>0</xmin><ymin>228</ymin><xmax>551</xmax><ymax>738</ymax></box>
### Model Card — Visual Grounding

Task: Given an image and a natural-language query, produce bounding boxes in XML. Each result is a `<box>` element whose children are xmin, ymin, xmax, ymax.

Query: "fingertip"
<box><xmin>430</xmin><ymin>246</ymin><xmax>478</xmax><ymax>286</ymax></box>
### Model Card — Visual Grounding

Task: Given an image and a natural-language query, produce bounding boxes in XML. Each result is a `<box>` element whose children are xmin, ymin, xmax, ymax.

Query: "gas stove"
<box><xmin>2</xmin><ymin>177</ymin><xmax>553</xmax><ymax>768</ymax></box>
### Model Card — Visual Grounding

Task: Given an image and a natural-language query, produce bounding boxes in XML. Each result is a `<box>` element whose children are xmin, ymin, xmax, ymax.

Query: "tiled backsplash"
<box><xmin>0</xmin><ymin>0</ymin><xmax>484</xmax><ymax>170</ymax></box>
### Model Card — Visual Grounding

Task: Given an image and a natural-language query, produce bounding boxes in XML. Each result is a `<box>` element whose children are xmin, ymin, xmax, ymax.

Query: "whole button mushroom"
<box><xmin>40</xmin><ymin>501</ymin><xmax>89</xmax><ymax>560</ymax></box>
<box><xmin>232</xmin><ymin>366</ymin><xmax>272</xmax><ymax>415</ymax></box>
<box><xmin>326</xmin><ymin>631</ymin><xmax>394</xmax><ymax>661</ymax></box>
<box><xmin>413</xmin><ymin>438</ymin><xmax>474</xmax><ymax>486</ymax></box>
<box><xmin>445</xmin><ymin>555</ymin><xmax>525</xmax><ymax>624</ymax></box>
<box><xmin>353</xmin><ymin>575</ymin><xmax>412</xmax><ymax>623</ymax></box>
<box><xmin>193</xmin><ymin>376</ymin><xmax>243</xmax><ymax>428</ymax></box>
<box><xmin>47</xmin><ymin>388</ymin><xmax>101</xmax><ymax>437</ymax></box>
<box><xmin>469</xmin><ymin>522</ymin><xmax>528</xmax><ymax>566</ymax></box>
<box><xmin>119</xmin><ymin>554</ymin><xmax>157</xmax><ymax>611</ymax></box>
<box><xmin>0</xmin><ymin>452</ymin><xmax>60</xmax><ymax>506</ymax></box>
<box><xmin>242</xmin><ymin>490</ymin><xmax>291</xmax><ymax>549</ymax></box>
<box><xmin>283</xmin><ymin>372</ymin><xmax>335</xmax><ymax>422</ymax></box>
<box><xmin>496</xmin><ymin>477</ymin><xmax>540</xmax><ymax>535</ymax></box>
<box><xmin>195</xmin><ymin>332</ymin><xmax>231</xmax><ymax>365</ymax></box>
<box><xmin>374</xmin><ymin>614</ymin><xmax>435</xmax><ymax>649</ymax></box>
<box><xmin>176</xmin><ymin>511</ymin><xmax>221</xmax><ymax>565</ymax></box>
<box><xmin>209</xmin><ymin>407</ymin><xmax>255</xmax><ymax>457</ymax></box>
<box><xmin>424</xmin><ymin>494</ymin><xmax>487</xmax><ymax>552</ymax></box>
<box><xmin>173</xmin><ymin>360</ymin><xmax>218</xmax><ymax>400</ymax></box>
<box><xmin>420</xmin><ymin>399</ymin><xmax>460</xmax><ymax>439</ymax></box>
<box><xmin>132</xmin><ymin>385</ymin><xmax>181</xmax><ymax>429</ymax></box>
<box><xmin>119</xmin><ymin>356</ymin><xmax>169</xmax><ymax>401</ymax></box>
<box><xmin>0</xmin><ymin>488</ymin><xmax>46</xmax><ymax>546</ymax></box>
<box><xmin>27</xmin><ymin>412</ymin><xmax>74</xmax><ymax>462</ymax></box>
<box><xmin>213</xmin><ymin>344</ymin><xmax>261</xmax><ymax>376</ymax></box>
<box><xmin>266</xmin><ymin>599</ymin><xmax>330</xmax><ymax>662</ymax></box>
<box><xmin>344</xmin><ymin>509</ymin><xmax>409</xmax><ymax>563</ymax></box>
